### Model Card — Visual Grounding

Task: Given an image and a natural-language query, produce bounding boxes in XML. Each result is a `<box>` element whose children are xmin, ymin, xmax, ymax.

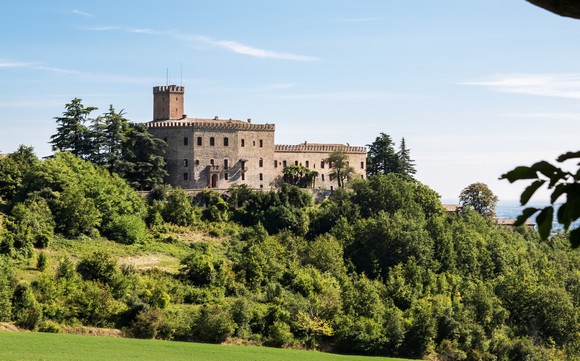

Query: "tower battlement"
<box><xmin>153</xmin><ymin>85</ymin><xmax>185</xmax><ymax>120</ymax></box>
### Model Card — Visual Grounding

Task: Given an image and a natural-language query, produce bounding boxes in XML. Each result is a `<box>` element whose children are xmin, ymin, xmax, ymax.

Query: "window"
<box><xmin>183</xmin><ymin>159</ymin><xmax>188</xmax><ymax>167</ymax></box>
<box><xmin>295</xmin><ymin>161</ymin><xmax>298</xmax><ymax>166</ymax></box>
<box><xmin>322</xmin><ymin>174</ymin><xmax>325</xmax><ymax>181</ymax></box>
<box><xmin>195</xmin><ymin>159</ymin><xmax>200</xmax><ymax>166</ymax></box>
<box><xmin>305</xmin><ymin>161</ymin><xmax>309</xmax><ymax>168</ymax></box>
<box><xmin>210</xmin><ymin>137</ymin><xmax>215</xmax><ymax>146</ymax></box>
<box><xmin>259</xmin><ymin>140</ymin><xmax>263</xmax><ymax>147</ymax></box>
<box><xmin>183</xmin><ymin>137</ymin><xmax>188</xmax><ymax>146</ymax></box>
<box><xmin>183</xmin><ymin>173</ymin><xmax>188</xmax><ymax>181</ymax></box>
<box><xmin>321</xmin><ymin>161</ymin><xmax>325</xmax><ymax>169</ymax></box>
<box><xmin>253</xmin><ymin>140</ymin><xmax>256</xmax><ymax>146</ymax></box>
<box><xmin>241</xmin><ymin>139</ymin><xmax>245</xmax><ymax>147</ymax></box>
<box><xmin>241</xmin><ymin>173</ymin><xmax>245</xmax><ymax>181</ymax></box>
<box><xmin>361</xmin><ymin>175</ymin><xmax>364</xmax><ymax>179</ymax></box>
<box><xmin>163</xmin><ymin>137</ymin><xmax>168</xmax><ymax>143</ymax></box>
<box><xmin>361</xmin><ymin>161</ymin><xmax>364</xmax><ymax>169</ymax></box>
<box><xmin>259</xmin><ymin>173</ymin><xmax>263</xmax><ymax>181</ymax></box>
<box><xmin>259</xmin><ymin>158</ymin><xmax>263</xmax><ymax>167</ymax></box>
<box><xmin>274</xmin><ymin>160</ymin><xmax>278</xmax><ymax>168</ymax></box>
<box><xmin>197</xmin><ymin>137</ymin><xmax>202</xmax><ymax>146</ymax></box>
<box><xmin>210</xmin><ymin>159</ymin><xmax>214</xmax><ymax>165</ymax></box>
<box><xmin>260</xmin><ymin>184</ymin><xmax>263</xmax><ymax>189</ymax></box>
<box><xmin>224</xmin><ymin>137</ymin><xmax>229</xmax><ymax>146</ymax></box>
<box><xmin>224</xmin><ymin>173</ymin><xmax>229</xmax><ymax>180</ymax></box>
<box><xmin>283</xmin><ymin>160</ymin><xmax>287</xmax><ymax>167</ymax></box>
<box><xmin>224</xmin><ymin>159</ymin><xmax>229</xmax><ymax>169</ymax></box>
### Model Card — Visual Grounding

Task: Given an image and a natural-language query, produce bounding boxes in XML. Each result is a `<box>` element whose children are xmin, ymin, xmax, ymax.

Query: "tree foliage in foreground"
<box><xmin>0</xmin><ymin>152</ymin><xmax>579</xmax><ymax>360</ymax></box>
<box><xmin>501</xmin><ymin>150</ymin><xmax>580</xmax><ymax>248</ymax></box>
<box><xmin>366</xmin><ymin>133</ymin><xmax>416</xmax><ymax>180</ymax></box>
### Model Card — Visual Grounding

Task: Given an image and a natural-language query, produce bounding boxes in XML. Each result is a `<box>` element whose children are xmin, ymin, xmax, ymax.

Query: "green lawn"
<box><xmin>0</xmin><ymin>332</ymin><xmax>413</xmax><ymax>361</ymax></box>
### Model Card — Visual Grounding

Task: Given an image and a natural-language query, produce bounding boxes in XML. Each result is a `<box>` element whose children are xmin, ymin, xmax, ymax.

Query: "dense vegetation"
<box><xmin>0</xmin><ymin>149</ymin><xmax>579</xmax><ymax>361</ymax></box>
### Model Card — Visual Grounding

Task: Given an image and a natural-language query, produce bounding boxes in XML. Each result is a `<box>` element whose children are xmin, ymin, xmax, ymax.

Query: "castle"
<box><xmin>146</xmin><ymin>85</ymin><xmax>367</xmax><ymax>190</ymax></box>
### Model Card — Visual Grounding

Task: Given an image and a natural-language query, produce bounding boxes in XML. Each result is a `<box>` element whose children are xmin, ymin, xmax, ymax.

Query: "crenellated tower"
<box><xmin>153</xmin><ymin>85</ymin><xmax>185</xmax><ymax>120</ymax></box>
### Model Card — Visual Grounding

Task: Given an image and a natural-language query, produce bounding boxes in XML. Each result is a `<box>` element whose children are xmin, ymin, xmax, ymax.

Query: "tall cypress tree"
<box><xmin>396</xmin><ymin>137</ymin><xmax>416</xmax><ymax>181</ymax></box>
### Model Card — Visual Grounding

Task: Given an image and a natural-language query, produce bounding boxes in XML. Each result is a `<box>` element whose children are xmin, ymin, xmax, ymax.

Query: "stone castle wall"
<box><xmin>146</xmin><ymin>86</ymin><xmax>366</xmax><ymax>190</ymax></box>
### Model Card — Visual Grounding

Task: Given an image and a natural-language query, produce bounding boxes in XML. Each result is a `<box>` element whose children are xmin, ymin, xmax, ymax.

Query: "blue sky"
<box><xmin>1</xmin><ymin>1</ymin><xmax>579</xmax><ymax>201</ymax></box>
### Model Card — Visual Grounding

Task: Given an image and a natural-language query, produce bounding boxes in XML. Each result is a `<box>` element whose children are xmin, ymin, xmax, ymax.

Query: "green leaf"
<box><xmin>535</xmin><ymin>206</ymin><xmax>554</xmax><ymax>240</ymax></box>
<box><xmin>514</xmin><ymin>207</ymin><xmax>539</xmax><ymax>226</ymax></box>
<box><xmin>520</xmin><ymin>180</ymin><xmax>545</xmax><ymax>205</ymax></box>
<box><xmin>550</xmin><ymin>184</ymin><xmax>567</xmax><ymax>204</ymax></box>
<box><xmin>557</xmin><ymin>203</ymin><xmax>571</xmax><ymax>229</ymax></box>
<box><xmin>500</xmin><ymin>166</ymin><xmax>538</xmax><ymax>183</ymax></box>
<box><xmin>570</xmin><ymin>228</ymin><xmax>580</xmax><ymax>249</ymax></box>
<box><xmin>556</xmin><ymin>151</ymin><xmax>580</xmax><ymax>162</ymax></box>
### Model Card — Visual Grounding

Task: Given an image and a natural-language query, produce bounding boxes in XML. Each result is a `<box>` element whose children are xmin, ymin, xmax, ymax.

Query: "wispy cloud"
<box><xmin>71</xmin><ymin>9</ymin><xmax>94</xmax><ymax>18</ymax></box>
<box><xmin>0</xmin><ymin>60</ymin><xmax>31</xmax><ymax>68</ymax></box>
<box><xmin>461</xmin><ymin>73</ymin><xmax>580</xmax><ymax>99</ymax></box>
<box><xmin>86</xmin><ymin>26</ymin><xmax>319</xmax><ymax>61</ymax></box>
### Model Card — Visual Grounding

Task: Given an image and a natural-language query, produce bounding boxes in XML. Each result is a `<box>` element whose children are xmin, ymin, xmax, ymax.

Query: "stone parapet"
<box><xmin>147</xmin><ymin>119</ymin><xmax>275</xmax><ymax>132</ymax></box>
<box><xmin>275</xmin><ymin>143</ymin><xmax>366</xmax><ymax>154</ymax></box>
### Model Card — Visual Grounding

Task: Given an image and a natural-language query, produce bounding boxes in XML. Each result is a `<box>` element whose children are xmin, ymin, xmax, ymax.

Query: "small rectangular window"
<box><xmin>361</xmin><ymin>162</ymin><xmax>364</xmax><ymax>169</ymax></box>
<box><xmin>321</xmin><ymin>161</ymin><xmax>325</xmax><ymax>169</ymax></box>
<box><xmin>197</xmin><ymin>137</ymin><xmax>202</xmax><ymax>146</ymax></box>
<box><xmin>283</xmin><ymin>160</ymin><xmax>287</xmax><ymax>167</ymax></box>
<box><xmin>241</xmin><ymin>139</ymin><xmax>245</xmax><ymax>147</ymax></box>
<box><xmin>183</xmin><ymin>159</ymin><xmax>188</xmax><ymax>167</ymax></box>
<box><xmin>259</xmin><ymin>173</ymin><xmax>263</xmax><ymax>181</ymax></box>
<box><xmin>183</xmin><ymin>137</ymin><xmax>188</xmax><ymax>146</ymax></box>
<box><xmin>183</xmin><ymin>172</ymin><xmax>188</xmax><ymax>181</ymax></box>
<box><xmin>224</xmin><ymin>173</ymin><xmax>229</xmax><ymax>180</ymax></box>
<box><xmin>259</xmin><ymin>139</ymin><xmax>263</xmax><ymax>147</ymax></box>
<box><xmin>195</xmin><ymin>159</ymin><xmax>200</xmax><ymax>166</ymax></box>
<box><xmin>241</xmin><ymin>173</ymin><xmax>245</xmax><ymax>181</ymax></box>
<box><xmin>210</xmin><ymin>159</ymin><xmax>214</xmax><ymax>165</ymax></box>
<box><xmin>260</xmin><ymin>184</ymin><xmax>263</xmax><ymax>189</ymax></box>
<box><xmin>163</xmin><ymin>137</ymin><xmax>168</xmax><ymax>143</ymax></box>
<box><xmin>295</xmin><ymin>161</ymin><xmax>298</xmax><ymax>166</ymax></box>
<box><xmin>224</xmin><ymin>137</ymin><xmax>229</xmax><ymax>146</ymax></box>
<box><xmin>322</xmin><ymin>174</ymin><xmax>325</xmax><ymax>181</ymax></box>
<box><xmin>224</xmin><ymin>159</ymin><xmax>229</xmax><ymax>169</ymax></box>
<box><xmin>210</xmin><ymin>137</ymin><xmax>215</xmax><ymax>146</ymax></box>
<box><xmin>305</xmin><ymin>161</ymin><xmax>309</xmax><ymax>168</ymax></box>
<box><xmin>259</xmin><ymin>159</ymin><xmax>263</xmax><ymax>167</ymax></box>
<box><xmin>274</xmin><ymin>160</ymin><xmax>278</xmax><ymax>168</ymax></box>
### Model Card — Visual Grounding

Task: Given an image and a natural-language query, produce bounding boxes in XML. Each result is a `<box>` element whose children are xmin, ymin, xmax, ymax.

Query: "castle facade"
<box><xmin>146</xmin><ymin>85</ymin><xmax>366</xmax><ymax>190</ymax></box>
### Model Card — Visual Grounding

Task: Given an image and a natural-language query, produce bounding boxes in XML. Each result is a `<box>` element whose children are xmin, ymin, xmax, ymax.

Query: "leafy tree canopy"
<box><xmin>459</xmin><ymin>182</ymin><xmax>498</xmax><ymax>219</ymax></box>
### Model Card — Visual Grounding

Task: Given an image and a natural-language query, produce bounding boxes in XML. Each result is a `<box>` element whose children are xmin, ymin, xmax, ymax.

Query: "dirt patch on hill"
<box><xmin>119</xmin><ymin>254</ymin><xmax>180</xmax><ymax>272</ymax></box>
<box><xmin>60</xmin><ymin>325</ymin><xmax>124</xmax><ymax>338</ymax></box>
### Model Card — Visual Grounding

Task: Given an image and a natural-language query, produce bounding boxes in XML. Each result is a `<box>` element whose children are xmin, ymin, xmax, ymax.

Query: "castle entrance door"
<box><xmin>211</xmin><ymin>174</ymin><xmax>218</xmax><ymax>188</ymax></box>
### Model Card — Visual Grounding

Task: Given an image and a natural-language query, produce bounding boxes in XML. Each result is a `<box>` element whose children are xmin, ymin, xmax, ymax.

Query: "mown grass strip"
<box><xmin>0</xmin><ymin>331</ymin><xmax>413</xmax><ymax>361</ymax></box>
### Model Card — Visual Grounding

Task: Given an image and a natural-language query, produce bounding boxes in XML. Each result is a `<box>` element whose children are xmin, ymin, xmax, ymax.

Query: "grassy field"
<box><xmin>0</xmin><ymin>331</ymin><xmax>413</xmax><ymax>361</ymax></box>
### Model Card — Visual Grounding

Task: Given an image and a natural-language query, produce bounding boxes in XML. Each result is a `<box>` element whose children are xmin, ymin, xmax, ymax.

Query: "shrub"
<box><xmin>104</xmin><ymin>214</ymin><xmax>148</xmax><ymax>245</ymax></box>
<box><xmin>193</xmin><ymin>303</ymin><xmax>236</xmax><ymax>343</ymax></box>
<box><xmin>12</xmin><ymin>282</ymin><xmax>43</xmax><ymax>330</ymax></box>
<box><xmin>36</xmin><ymin>251</ymin><xmax>48</xmax><ymax>271</ymax></box>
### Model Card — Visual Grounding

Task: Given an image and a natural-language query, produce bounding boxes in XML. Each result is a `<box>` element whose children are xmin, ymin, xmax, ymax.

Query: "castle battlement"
<box><xmin>153</xmin><ymin>85</ymin><xmax>184</xmax><ymax>94</ymax></box>
<box><xmin>275</xmin><ymin>143</ymin><xmax>366</xmax><ymax>154</ymax></box>
<box><xmin>147</xmin><ymin>119</ymin><xmax>275</xmax><ymax>131</ymax></box>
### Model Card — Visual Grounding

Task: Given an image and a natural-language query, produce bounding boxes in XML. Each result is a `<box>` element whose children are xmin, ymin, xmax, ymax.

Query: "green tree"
<box><xmin>326</xmin><ymin>150</ymin><xmax>355</xmax><ymax>188</ymax></box>
<box><xmin>50</xmin><ymin>98</ymin><xmax>96</xmax><ymax>159</ymax></box>
<box><xmin>0</xmin><ymin>145</ymin><xmax>39</xmax><ymax>203</ymax></box>
<box><xmin>120</xmin><ymin>123</ymin><xmax>167</xmax><ymax>190</ymax></box>
<box><xmin>501</xmin><ymin>151</ymin><xmax>580</xmax><ymax>247</ymax></box>
<box><xmin>366</xmin><ymin>132</ymin><xmax>399</xmax><ymax>176</ymax></box>
<box><xmin>282</xmin><ymin>165</ymin><xmax>318</xmax><ymax>188</ymax></box>
<box><xmin>396</xmin><ymin>137</ymin><xmax>416</xmax><ymax>181</ymax></box>
<box><xmin>459</xmin><ymin>182</ymin><xmax>498</xmax><ymax>219</ymax></box>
